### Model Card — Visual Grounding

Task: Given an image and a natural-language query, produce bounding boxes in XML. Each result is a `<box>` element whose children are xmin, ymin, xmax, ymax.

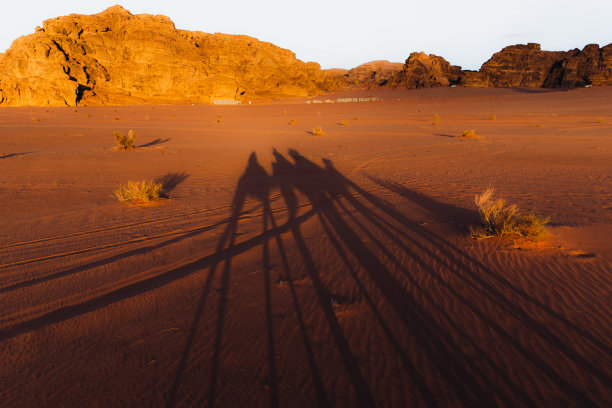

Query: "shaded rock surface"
<box><xmin>0</xmin><ymin>5</ymin><xmax>343</xmax><ymax>106</ymax></box>
<box><xmin>467</xmin><ymin>43</ymin><xmax>612</xmax><ymax>88</ymax></box>
<box><xmin>343</xmin><ymin>60</ymin><xmax>404</xmax><ymax>87</ymax></box>
<box><xmin>478</xmin><ymin>43</ymin><xmax>567</xmax><ymax>87</ymax></box>
<box><xmin>382</xmin><ymin>43</ymin><xmax>612</xmax><ymax>90</ymax></box>
<box><xmin>385</xmin><ymin>52</ymin><xmax>462</xmax><ymax>89</ymax></box>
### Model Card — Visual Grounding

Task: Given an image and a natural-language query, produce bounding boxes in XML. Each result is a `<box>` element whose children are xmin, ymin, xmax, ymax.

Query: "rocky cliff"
<box><xmin>477</xmin><ymin>43</ymin><xmax>567</xmax><ymax>87</ymax></box>
<box><xmin>343</xmin><ymin>60</ymin><xmax>404</xmax><ymax>87</ymax></box>
<box><xmin>466</xmin><ymin>43</ymin><xmax>612</xmax><ymax>88</ymax></box>
<box><xmin>0</xmin><ymin>6</ymin><xmax>344</xmax><ymax>106</ymax></box>
<box><xmin>384</xmin><ymin>52</ymin><xmax>462</xmax><ymax>89</ymax></box>
<box><xmin>384</xmin><ymin>43</ymin><xmax>612</xmax><ymax>90</ymax></box>
<box><xmin>543</xmin><ymin>43</ymin><xmax>612</xmax><ymax>87</ymax></box>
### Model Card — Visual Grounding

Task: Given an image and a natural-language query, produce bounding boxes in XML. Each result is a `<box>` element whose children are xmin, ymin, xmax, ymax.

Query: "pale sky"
<box><xmin>1</xmin><ymin>1</ymin><xmax>611</xmax><ymax>70</ymax></box>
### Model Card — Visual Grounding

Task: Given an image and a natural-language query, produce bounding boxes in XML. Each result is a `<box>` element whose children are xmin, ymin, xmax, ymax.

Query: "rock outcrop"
<box><xmin>343</xmin><ymin>60</ymin><xmax>404</xmax><ymax>87</ymax></box>
<box><xmin>477</xmin><ymin>43</ymin><xmax>566</xmax><ymax>87</ymax></box>
<box><xmin>464</xmin><ymin>43</ymin><xmax>612</xmax><ymax>88</ymax></box>
<box><xmin>543</xmin><ymin>44</ymin><xmax>612</xmax><ymax>87</ymax></box>
<box><xmin>383</xmin><ymin>52</ymin><xmax>462</xmax><ymax>89</ymax></box>
<box><xmin>379</xmin><ymin>43</ymin><xmax>612</xmax><ymax>90</ymax></box>
<box><xmin>0</xmin><ymin>5</ymin><xmax>344</xmax><ymax>106</ymax></box>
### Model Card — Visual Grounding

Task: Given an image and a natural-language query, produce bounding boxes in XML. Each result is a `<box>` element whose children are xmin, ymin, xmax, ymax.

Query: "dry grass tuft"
<box><xmin>491</xmin><ymin>115</ymin><xmax>497</xmax><ymax>121</ymax></box>
<box><xmin>339</xmin><ymin>120</ymin><xmax>348</xmax><ymax>126</ymax></box>
<box><xmin>460</xmin><ymin>129</ymin><xmax>479</xmax><ymax>139</ymax></box>
<box><xmin>597</xmin><ymin>119</ymin><xmax>605</xmax><ymax>124</ymax></box>
<box><xmin>433</xmin><ymin>113</ymin><xmax>440</xmax><ymax>124</ymax></box>
<box><xmin>288</xmin><ymin>119</ymin><xmax>296</xmax><ymax>125</ymax></box>
<box><xmin>115</xmin><ymin>180</ymin><xmax>162</xmax><ymax>203</ymax></box>
<box><xmin>312</xmin><ymin>126</ymin><xmax>326</xmax><ymax>136</ymax></box>
<box><xmin>471</xmin><ymin>187</ymin><xmax>548</xmax><ymax>240</ymax></box>
<box><xmin>114</xmin><ymin>130</ymin><xmax>137</xmax><ymax>150</ymax></box>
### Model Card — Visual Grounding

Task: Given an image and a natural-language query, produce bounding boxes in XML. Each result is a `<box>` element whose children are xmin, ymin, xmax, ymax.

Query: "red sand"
<box><xmin>0</xmin><ymin>87</ymin><xmax>611</xmax><ymax>407</ymax></box>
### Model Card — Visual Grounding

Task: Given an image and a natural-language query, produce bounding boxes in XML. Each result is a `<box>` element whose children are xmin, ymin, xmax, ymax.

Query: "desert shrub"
<box><xmin>339</xmin><ymin>120</ymin><xmax>348</xmax><ymax>126</ymax></box>
<box><xmin>115</xmin><ymin>180</ymin><xmax>162</xmax><ymax>203</ymax></box>
<box><xmin>433</xmin><ymin>113</ymin><xmax>440</xmax><ymax>123</ymax></box>
<box><xmin>491</xmin><ymin>115</ymin><xmax>497</xmax><ymax>121</ymax></box>
<box><xmin>312</xmin><ymin>126</ymin><xmax>326</xmax><ymax>136</ymax></box>
<box><xmin>288</xmin><ymin>119</ymin><xmax>296</xmax><ymax>125</ymax></box>
<box><xmin>471</xmin><ymin>187</ymin><xmax>548</xmax><ymax>240</ymax></box>
<box><xmin>460</xmin><ymin>129</ymin><xmax>479</xmax><ymax>139</ymax></box>
<box><xmin>114</xmin><ymin>130</ymin><xmax>136</xmax><ymax>150</ymax></box>
<box><xmin>597</xmin><ymin>119</ymin><xmax>605</xmax><ymax>124</ymax></box>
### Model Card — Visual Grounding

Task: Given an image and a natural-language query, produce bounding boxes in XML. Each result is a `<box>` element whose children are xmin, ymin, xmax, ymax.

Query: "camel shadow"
<box><xmin>0</xmin><ymin>148</ymin><xmax>606</xmax><ymax>408</ymax></box>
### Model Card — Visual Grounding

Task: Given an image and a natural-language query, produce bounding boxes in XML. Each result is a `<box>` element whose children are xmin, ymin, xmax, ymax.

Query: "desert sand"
<box><xmin>0</xmin><ymin>87</ymin><xmax>611</xmax><ymax>407</ymax></box>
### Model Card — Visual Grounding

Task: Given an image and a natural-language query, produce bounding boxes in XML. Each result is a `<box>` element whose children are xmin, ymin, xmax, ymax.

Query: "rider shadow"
<box><xmin>168</xmin><ymin>149</ymin><xmax>603</xmax><ymax>408</ymax></box>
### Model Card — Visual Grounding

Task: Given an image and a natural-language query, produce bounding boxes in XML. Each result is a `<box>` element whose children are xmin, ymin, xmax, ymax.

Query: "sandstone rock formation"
<box><xmin>383</xmin><ymin>52</ymin><xmax>462</xmax><ymax>89</ymax></box>
<box><xmin>543</xmin><ymin>44</ymin><xmax>612</xmax><ymax>87</ymax></box>
<box><xmin>0</xmin><ymin>5</ymin><xmax>344</xmax><ymax>106</ymax></box>
<box><xmin>343</xmin><ymin>60</ymin><xmax>404</xmax><ymax>87</ymax></box>
<box><xmin>380</xmin><ymin>43</ymin><xmax>612</xmax><ymax>90</ymax></box>
<box><xmin>464</xmin><ymin>43</ymin><xmax>612</xmax><ymax>88</ymax></box>
<box><xmin>477</xmin><ymin>43</ymin><xmax>567</xmax><ymax>87</ymax></box>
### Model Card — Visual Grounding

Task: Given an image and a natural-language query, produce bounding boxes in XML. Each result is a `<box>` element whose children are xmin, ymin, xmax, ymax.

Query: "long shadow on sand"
<box><xmin>0</xmin><ymin>152</ymin><xmax>32</xmax><ymax>159</ymax></box>
<box><xmin>1</xmin><ymin>150</ymin><xmax>608</xmax><ymax>407</ymax></box>
<box><xmin>165</xmin><ymin>150</ymin><xmax>607</xmax><ymax>407</ymax></box>
<box><xmin>140</xmin><ymin>138</ymin><xmax>171</xmax><ymax>147</ymax></box>
<box><xmin>156</xmin><ymin>172</ymin><xmax>189</xmax><ymax>196</ymax></box>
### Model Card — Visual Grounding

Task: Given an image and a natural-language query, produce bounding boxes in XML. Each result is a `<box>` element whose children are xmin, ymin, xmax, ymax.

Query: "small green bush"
<box><xmin>115</xmin><ymin>180</ymin><xmax>162</xmax><ymax>203</ymax></box>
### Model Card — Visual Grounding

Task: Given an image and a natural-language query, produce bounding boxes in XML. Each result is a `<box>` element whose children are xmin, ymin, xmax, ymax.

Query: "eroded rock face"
<box><xmin>543</xmin><ymin>44</ymin><xmax>612</xmax><ymax>87</ymax></box>
<box><xmin>344</xmin><ymin>60</ymin><xmax>404</xmax><ymax>87</ymax></box>
<box><xmin>0</xmin><ymin>5</ymin><xmax>344</xmax><ymax>106</ymax></box>
<box><xmin>477</xmin><ymin>43</ymin><xmax>566</xmax><ymax>87</ymax></box>
<box><xmin>384</xmin><ymin>52</ymin><xmax>462</xmax><ymax>89</ymax></box>
<box><xmin>471</xmin><ymin>43</ymin><xmax>612</xmax><ymax>88</ymax></box>
<box><xmin>377</xmin><ymin>43</ymin><xmax>612</xmax><ymax>90</ymax></box>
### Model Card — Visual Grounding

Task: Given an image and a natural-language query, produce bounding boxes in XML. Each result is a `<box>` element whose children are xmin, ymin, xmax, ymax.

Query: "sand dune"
<box><xmin>0</xmin><ymin>87</ymin><xmax>611</xmax><ymax>407</ymax></box>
